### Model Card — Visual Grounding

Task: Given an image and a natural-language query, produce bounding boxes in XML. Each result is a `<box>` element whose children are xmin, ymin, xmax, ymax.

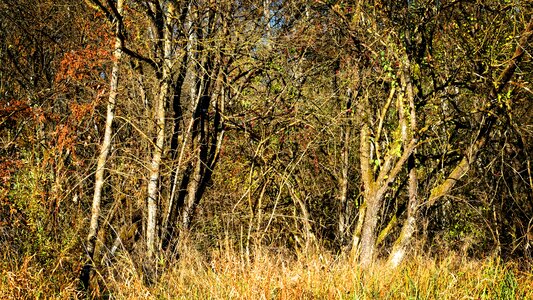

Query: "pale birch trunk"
<box><xmin>81</xmin><ymin>0</ymin><xmax>123</xmax><ymax>289</ymax></box>
<box><xmin>146</xmin><ymin>2</ymin><xmax>175</xmax><ymax>257</ymax></box>
<box><xmin>337</xmin><ymin>122</ymin><xmax>350</xmax><ymax>245</ymax></box>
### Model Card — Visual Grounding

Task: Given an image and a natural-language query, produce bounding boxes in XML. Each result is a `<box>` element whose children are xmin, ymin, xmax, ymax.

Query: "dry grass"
<box><xmin>1</xmin><ymin>242</ymin><xmax>532</xmax><ymax>299</ymax></box>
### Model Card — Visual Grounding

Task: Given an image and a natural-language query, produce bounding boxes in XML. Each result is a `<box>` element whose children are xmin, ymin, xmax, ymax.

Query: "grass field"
<box><xmin>2</xmin><ymin>242</ymin><xmax>532</xmax><ymax>299</ymax></box>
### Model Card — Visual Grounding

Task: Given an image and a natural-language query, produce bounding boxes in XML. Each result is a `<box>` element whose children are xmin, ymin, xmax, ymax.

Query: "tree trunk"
<box><xmin>338</xmin><ymin>121</ymin><xmax>350</xmax><ymax>246</ymax></box>
<box><xmin>336</xmin><ymin>63</ymin><xmax>353</xmax><ymax>246</ymax></box>
<box><xmin>146</xmin><ymin>2</ymin><xmax>175</xmax><ymax>257</ymax></box>
<box><xmin>81</xmin><ymin>0</ymin><xmax>123</xmax><ymax>290</ymax></box>
<box><xmin>164</xmin><ymin>0</ymin><xmax>192</xmax><ymax>241</ymax></box>
<box><xmin>356</xmin><ymin>92</ymin><xmax>417</xmax><ymax>267</ymax></box>
<box><xmin>425</xmin><ymin>17</ymin><xmax>532</xmax><ymax>209</ymax></box>
<box><xmin>357</xmin><ymin>121</ymin><xmax>376</xmax><ymax>267</ymax></box>
<box><xmin>388</xmin><ymin>58</ymin><xmax>418</xmax><ymax>268</ymax></box>
<box><xmin>179</xmin><ymin>9</ymin><xmax>223</xmax><ymax>233</ymax></box>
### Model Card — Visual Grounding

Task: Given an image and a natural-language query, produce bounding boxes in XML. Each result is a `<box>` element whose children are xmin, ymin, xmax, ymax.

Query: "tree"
<box><xmin>81</xmin><ymin>0</ymin><xmax>124</xmax><ymax>290</ymax></box>
<box><xmin>314</xmin><ymin>0</ymin><xmax>532</xmax><ymax>267</ymax></box>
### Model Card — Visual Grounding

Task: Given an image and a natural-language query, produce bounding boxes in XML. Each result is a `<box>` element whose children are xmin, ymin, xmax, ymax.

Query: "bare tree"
<box><xmin>81</xmin><ymin>0</ymin><xmax>123</xmax><ymax>290</ymax></box>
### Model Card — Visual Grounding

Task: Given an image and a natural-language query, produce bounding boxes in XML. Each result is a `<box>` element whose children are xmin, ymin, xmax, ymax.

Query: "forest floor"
<box><xmin>1</xmin><ymin>242</ymin><xmax>532</xmax><ymax>299</ymax></box>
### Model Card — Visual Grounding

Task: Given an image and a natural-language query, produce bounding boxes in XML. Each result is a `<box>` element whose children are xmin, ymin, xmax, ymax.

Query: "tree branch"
<box><xmin>375</xmin><ymin>139</ymin><xmax>417</xmax><ymax>201</ymax></box>
<box><xmin>121</xmin><ymin>46</ymin><xmax>159</xmax><ymax>76</ymax></box>
<box><xmin>84</xmin><ymin>0</ymin><xmax>114</xmax><ymax>24</ymax></box>
<box><xmin>495</xmin><ymin>16</ymin><xmax>533</xmax><ymax>94</ymax></box>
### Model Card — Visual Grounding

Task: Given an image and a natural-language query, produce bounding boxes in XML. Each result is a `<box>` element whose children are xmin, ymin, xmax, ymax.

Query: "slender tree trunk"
<box><xmin>263</xmin><ymin>0</ymin><xmax>271</xmax><ymax>35</ymax></box>
<box><xmin>357</xmin><ymin>120</ymin><xmax>376</xmax><ymax>267</ymax></box>
<box><xmin>336</xmin><ymin>63</ymin><xmax>353</xmax><ymax>246</ymax></box>
<box><xmin>81</xmin><ymin>0</ymin><xmax>123</xmax><ymax>290</ymax></box>
<box><xmin>388</xmin><ymin>58</ymin><xmax>418</xmax><ymax>267</ymax></box>
<box><xmin>351</xmin><ymin>200</ymin><xmax>366</xmax><ymax>256</ymax></box>
<box><xmin>286</xmin><ymin>178</ymin><xmax>316</xmax><ymax>250</ymax></box>
<box><xmin>146</xmin><ymin>2</ymin><xmax>175</xmax><ymax>257</ymax></box>
<box><xmin>181</xmin><ymin>146</ymin><xmax>202</xmax><ymax>229</ymax></box>
<box><xmin>181</xmin><ymin>66</ymin><xmax>214</xmax><ymax>230</ymax></box>
<box><xmin>338</xmin><ymin>121</ymin><xmax>350</xmax><ymax>245</ymax></box>
<box><xmin>163</xmin><ymin>1</ymin><xmax>192</xmax><ymax>241</ymax></box>
<box><xmin>180</xmin><ymin>10</ymin><xmax>222</xmax><ymax>232</ymax></box>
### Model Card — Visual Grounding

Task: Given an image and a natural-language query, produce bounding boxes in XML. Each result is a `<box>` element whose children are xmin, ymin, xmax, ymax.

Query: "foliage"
<box><xmin>0</xmin><ymin>0</ymin><xmax>532</xmax><ymax>297</ymax></box>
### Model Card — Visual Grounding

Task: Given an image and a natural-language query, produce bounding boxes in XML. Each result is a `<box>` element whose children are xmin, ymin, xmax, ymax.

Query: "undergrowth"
<box><xmin>1</xmin><ymin>241</ymin><xmax>531</xmax><ymax>299</ymax></box>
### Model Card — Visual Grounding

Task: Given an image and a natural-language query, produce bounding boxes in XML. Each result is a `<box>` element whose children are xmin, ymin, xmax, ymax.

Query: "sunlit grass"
<box><xmin>1</xmin><ymin>241</ymin><xmax>531</xmax><ymax>299</ymax></box>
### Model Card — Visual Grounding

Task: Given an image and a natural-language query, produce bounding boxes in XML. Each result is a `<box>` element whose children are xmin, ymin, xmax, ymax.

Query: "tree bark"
<box><xmin>357</xmin><ymin>91</ymin><xmax>417</xmax><ymax>268</ymax></box>
<box><xmin>179</xmin><ymin>9</ymin><xmax>224</xmax><ymax>233</ymax></box>
<box><xmin>388</xmin><ymin>58</ymin><xmax>418</xmax><ymax>268</ymax></box>
<box><xmin>356</xmin><ymin>103</ymin><xmax>376</xmax><ymax>267</ymax></box>
<box><xmin>146</xmin><ymin>2</ymin><xmax>175</xmax><ymax>257</ymax></box>
<box><xmin>337</xmin><ymin>64</ymin><xmax>353</xmax><ymax>246</ymax></box>
<box><xmin>81</xmin><ymin>0</ymin><xmax>123</xmax><ymax>290</ymax></box>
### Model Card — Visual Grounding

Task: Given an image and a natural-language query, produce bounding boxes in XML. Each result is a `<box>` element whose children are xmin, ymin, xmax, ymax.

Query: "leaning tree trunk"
<box><xmin>426</xmin><ymin>17</ymin><xmax>532</xmax><ymax>209</ymax></box>
<box><xmin>388</xmin><ymin>18</ymin><xmax>532</xmax><ymax>267</ymax></box>
<box><xmin>181</xmin><ymin>48</ymin><xmax>216</xmax><ymax>231</ymax></box>
<box><xmin>81</xmin><ymin>0</ymin><xmax>124</xmax><ymax>290</ymax></box>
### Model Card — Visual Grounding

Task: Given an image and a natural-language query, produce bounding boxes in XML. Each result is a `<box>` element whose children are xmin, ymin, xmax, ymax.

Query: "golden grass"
<box><xmin>1</xmin><ymin>243</ymin><xmax>532</xmax><ymax>299</ymax></box>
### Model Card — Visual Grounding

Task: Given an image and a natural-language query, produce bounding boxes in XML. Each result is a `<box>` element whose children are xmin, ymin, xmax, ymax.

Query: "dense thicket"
<box><xmin>1</xmin><ymin>0</ymin><xmax>531</xmax><ymax>295</ymax></box>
